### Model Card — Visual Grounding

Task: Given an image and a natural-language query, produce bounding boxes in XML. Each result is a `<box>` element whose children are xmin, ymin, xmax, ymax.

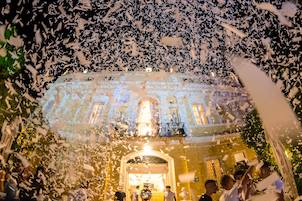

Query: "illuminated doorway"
<box><xmin>128</xmin><ymin>173</ymin><xmax>166</xmax><ymax>192</ymax></box>
<box><xmin>120</xmin><ymin>150</ymin><xmax>176</xmax><ymax>201</ymax></box>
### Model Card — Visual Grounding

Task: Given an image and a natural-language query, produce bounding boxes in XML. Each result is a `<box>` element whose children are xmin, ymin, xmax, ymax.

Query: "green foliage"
<box><xmin>289</xmin><ymin>143</ymin><xmax>302</xmax><ymax>195</ymax></box>
<box><xmin>0</xmin><ymin>25</ymin><xmax>25</xmax><ymax>79</ymax></box>
<box><xmin>0</xmin><ymin>25</ymin><xmax>30</xmax><ymax>135</ymax></box>
<box><xmin>241</xmin><ymin>109</ymin><xmax>302</xmax><ymax>195</ymax></box>
<box><xmin>4</xmin><ymin>26</ymin><xmax>16</xmax><ymax>40</ymax></box>
<box><xmin>241</xmin><ymin>109</ymin><xmax>277</xmax><ymax>167</ymax></box>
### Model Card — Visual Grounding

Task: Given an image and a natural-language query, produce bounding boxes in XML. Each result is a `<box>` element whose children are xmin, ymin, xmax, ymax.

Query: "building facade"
<box><xmin>40</xmin><ymin>71</ymin><xmax>256</xmax><ymax>201</ymax></box>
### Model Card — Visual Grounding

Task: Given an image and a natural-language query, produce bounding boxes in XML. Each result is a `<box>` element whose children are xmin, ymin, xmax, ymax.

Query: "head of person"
<box><xmin>221</xmin><ymin>175</ymin><xmax>235</xmax><ymax>190</ymax></box>
<box><xmin>143</xmin><ymin>184</ymin><xmax>148</xmax><ymax>190</ymax></box>
<box><xmin>235</xmin><ymin>161</ymin><xmax>248</xmax><ymax>171</ymax></box>
<box><xmin>136</xmin><ymin>185</ymin><xmax>140</xmax><ymax>190</ymax></box>
<box><xmin>204</xmin><ymin>179</ymin><xmax>218</xmax><ymax>194</ymax></box>
<box><xmin>260</xmin><ymin>162</ymin><xmax>272</xmax><ymax>179</ymax></box>
<box><xmin>234</xmin><ymin>169</ymin><xmax>245</xmax><ymax>181</ymax></box>
<box><xmin>165</xmin><ymin>185</ymin><xmax>171</xmax><ymax>192</ymax></box>
<box><xmin>118</xmin><ymin>185</ymin><xmax>123</xmax><ymax>191</ymax></box>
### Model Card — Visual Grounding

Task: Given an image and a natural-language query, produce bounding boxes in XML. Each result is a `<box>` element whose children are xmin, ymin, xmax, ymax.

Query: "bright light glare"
<box><xmin>143</xmin><ymin>144</ymin><xmax>153</xmax><ymax>154</ymax></box>
<box><xmin>129</xmin><ymin>173</ymin><xmax>165</xmax><ymax>191</ymax></box>
<box><xmin>137</xmin><ymin>100</ymin><xmax>153</xmax><ymax>136</ymax></box>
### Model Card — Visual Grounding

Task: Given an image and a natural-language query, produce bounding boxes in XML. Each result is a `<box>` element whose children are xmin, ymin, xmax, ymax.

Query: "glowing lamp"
<box><xmin>143</xmin><ymin>144</ymin><xmax>153</xmax><ymax>154</ymax></box>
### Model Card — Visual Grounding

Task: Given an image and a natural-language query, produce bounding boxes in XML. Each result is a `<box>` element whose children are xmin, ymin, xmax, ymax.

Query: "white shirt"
<box><xmin>219</xmin><ymin>184</ymin><xmax>240</xmax><ymax>201</ymax></box>
<box><xmin>256</xmin><ymin>172</ymin><xmax>284</xmax><ymax>193</ymax></box>
<box><xmin>248</xmin><ymin>173</ymin><xmax>284</xmax><ymax>201</ymax></box>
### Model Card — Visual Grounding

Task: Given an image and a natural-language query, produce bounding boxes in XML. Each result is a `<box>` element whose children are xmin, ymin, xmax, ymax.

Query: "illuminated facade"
<box><xmin>40</xmin><ymin>71</ymin><xmax>256</xmax><ymax>200</ymax></box>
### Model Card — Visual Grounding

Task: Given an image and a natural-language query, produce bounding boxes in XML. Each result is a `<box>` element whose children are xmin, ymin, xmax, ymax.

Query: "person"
<box><xmin>164</xmin><ymin>185</ymin><xmax>176</xmax><ymax>201</ymax></box>
<box><xmin>0</xmin><ymin>164</ymin><xmax>6</xmax><ymax>193</ymax></box>
<box><xmin>233</xmin><ymin>169</ymin><xmax>245</xmax><ymax>182</ymax></box>
<box><xmin>130</xmin><ymin>186</ymin><xmax>139</xmax><ymax>201</ymax></box>
<box><xmin>31</xmin><ymin>166</ymin><xmax>45</xmax><ymax>198</ymax></box>
<box><xmin>199</xmin><ymin>179</ymin><xmax>218</xmax><ymax>201</ymax></box>
<box><xmin>179</xmin><ymin>187</ymin><xmax>190</xmax><ymax>201</ymax></box>
<box><xmin>4</xmin><ymin>174</ymin><xmax>18</xmax><ymax>201</ymax></box>
<box><xmin>140</xmin><ymin>185</ymin><xmax>152</xmax><ymax>201</ymax></box>
<box><xmin>69</xmin><ymin>182</ymin><xmax>89</xmax><ymax>201</ymax></box>
<box><xmin>257</xmin><ymin>162</ymin><xmax>285</xmax><ymax>201</ymax></box>
<box><xmin>115</xmin><ymin>186</ymin><xmax>126</xmax><ymax>201</ymax></box>
<box><xmin>219</xmin><ymin>175</ymin><xmax>240</xmax><ymax>201</ymax></box>
<box><xmin>234</xmin><ymin>168</ymin><xmax>256</xmax><ymax>200</ymax></box>
<box><xmin>259</xmin><ymin>163</ymin><xmax>284</xmax><ymax>192</ymax></box>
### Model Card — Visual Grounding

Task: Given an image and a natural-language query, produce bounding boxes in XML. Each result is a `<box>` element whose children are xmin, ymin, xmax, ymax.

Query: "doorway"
<box><xmin>120</xmin><ymin>150</ymin><xmax>176</xmax><ymax>201</ymax></box>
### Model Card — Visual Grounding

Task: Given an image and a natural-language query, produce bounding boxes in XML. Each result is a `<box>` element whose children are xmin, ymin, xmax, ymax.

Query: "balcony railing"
<box><xmin>159</xmin><ymin>122</ymin><xmax>186</xmax><ymax>137</ymax></box>
<box><xmin>111</xmin><ymin>121</ymin><xmax>187</xmax><ymax>137</ymax></box>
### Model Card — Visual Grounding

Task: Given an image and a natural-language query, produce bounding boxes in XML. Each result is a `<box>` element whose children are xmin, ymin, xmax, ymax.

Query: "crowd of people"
<box><xmin>115</xmin><ymin>184</ymin><xmax>176</xmax><ymax>201</ymax></box>
<box><xmin>0</xmin><ymin>158</ymin><xmax>90</xmax><ymax>201</ymax></box>
<box><xmin>199</xmin><ymin>161</ymin><xmax>285</xmax><ymax>201</ymax></box>
<box><xmin>114</xmin><ymin>161</ymin><xmax>286</xmax><ymax>201</ymax></box>
<box><xmin>0</xmin><ymin>163</ymin><xmax>45</xmax><ymax>201</ymax></box>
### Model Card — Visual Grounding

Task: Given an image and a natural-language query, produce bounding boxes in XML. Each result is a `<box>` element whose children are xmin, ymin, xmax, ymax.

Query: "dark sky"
<box><xmin>0</xmin><ymin>0</ymin><xmax>301</xmax><ymax>119</ymax></box>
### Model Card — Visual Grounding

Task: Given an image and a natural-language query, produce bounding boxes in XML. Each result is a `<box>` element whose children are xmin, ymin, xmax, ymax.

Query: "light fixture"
<box><xmin>143</xmin><ymin>144</ymin><xmax>153</xmax><ymax>154</ymax></box>
<box><xmin>146</xmin><ymin>67</ymin><xmax>152</xmax><ymax>72</ymax></box>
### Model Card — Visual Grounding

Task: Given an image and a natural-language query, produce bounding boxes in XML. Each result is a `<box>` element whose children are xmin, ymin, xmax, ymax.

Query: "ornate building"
<box><xmin>40</xmin><ymin>71</ymin><xmax>256</xmax><ymax>200</ymax></box>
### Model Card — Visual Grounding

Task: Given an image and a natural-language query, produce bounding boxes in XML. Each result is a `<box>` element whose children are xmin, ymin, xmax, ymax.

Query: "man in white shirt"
<box><xmin>219</xmin><ymin>175</ymin><xmax>240</xmax><ymax>201</ymax></box>
<box><xmin>259</xmin><ymin>163</ymin><xmax>284</xmax><ymax>193</ymax></box>
<box><xmin>255</xmin><ymin>163</ymin><xmax>285</xmax><ymax>201</ymax></box>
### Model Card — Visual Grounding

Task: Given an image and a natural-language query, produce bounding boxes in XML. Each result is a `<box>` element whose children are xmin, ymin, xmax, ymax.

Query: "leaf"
<box><xmin>4</xmin><ymin>29</ymin><xmax>12</xmax><ymax>40</ymax></box>
<box><xmin>5</xmin><ymin>43</ymin><xmax>15</xmax><ymax>52</ymax></box>
<box><xmin>0</xmin><ymin>40</ymin><xmax>5</xmax><ymax>48</ymax></box>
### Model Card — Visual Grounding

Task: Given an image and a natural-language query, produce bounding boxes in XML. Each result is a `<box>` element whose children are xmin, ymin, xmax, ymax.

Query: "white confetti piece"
<box><xmin>35</xmin><ymin>29</ymin><xmax>42</xmax><ymax>45</ymax></box>
<box><xmin>178</xmin><ymin>172</ymin><xmax>195</xmax><ymax>183</ymax></box>
<box><xmin>83</xmin><ymin>164</ymin><xmax>95</xmax><ymax>172</ymax></box>
<box><xmin>221</xmin><ymin>22</ymin><xmax>247</xmax><ymax>38</ymax></box>
<box><xmin>160</xmin><ymin>36</ymin><xmax>183</xmax><ymax>47</ymax></box>
<box><xmin>254</xmin><ymin>1</ymin><xmax>292</xmax><ymax>27</ymax></box>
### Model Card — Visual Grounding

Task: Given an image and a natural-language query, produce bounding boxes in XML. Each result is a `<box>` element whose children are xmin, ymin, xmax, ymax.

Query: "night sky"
<box><xmin>0</xmin><ymin>0</ymin><xmax>301</xmax><ymax>120</ymax></box>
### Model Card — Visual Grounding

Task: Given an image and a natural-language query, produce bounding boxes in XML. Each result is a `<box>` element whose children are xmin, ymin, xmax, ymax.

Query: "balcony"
<box><xmin>190</xmin><ymin>123</ymin><xmax>239</xmax><ymax>137</ymax></box>
<box><xmin>159</xmin><ymin>122</ymin><xmax>186</xmax><ymax>137</ymax></box>
<box><xmin>111</xmin><ymin>121</ymin><xmax>187</xmax><ymax>137</ymax></box>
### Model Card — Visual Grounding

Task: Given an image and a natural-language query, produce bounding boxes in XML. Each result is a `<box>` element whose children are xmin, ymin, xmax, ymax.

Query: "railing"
<box><xmin>111</xmin><ymin>121</ymin><xmax>186</xmax><ymax>137</ymax></box>
<box><xmin>159</xmin><ymin>122</ymin><xmax>186</xmax><ymax>137</ymax></box>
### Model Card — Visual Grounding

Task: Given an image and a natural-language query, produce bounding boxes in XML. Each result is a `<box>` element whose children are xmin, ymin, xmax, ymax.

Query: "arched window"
<box><xmin>137</xmin><ymin>98</ymin><xmax>159</xmax><ymax>136</ymax></box>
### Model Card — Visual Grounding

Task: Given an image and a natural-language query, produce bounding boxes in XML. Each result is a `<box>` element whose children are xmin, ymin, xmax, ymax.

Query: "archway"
<box><xmin>120</xmin><ymin>150</ymin><xmax>176</xmax><ymax>201</ymax></box>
